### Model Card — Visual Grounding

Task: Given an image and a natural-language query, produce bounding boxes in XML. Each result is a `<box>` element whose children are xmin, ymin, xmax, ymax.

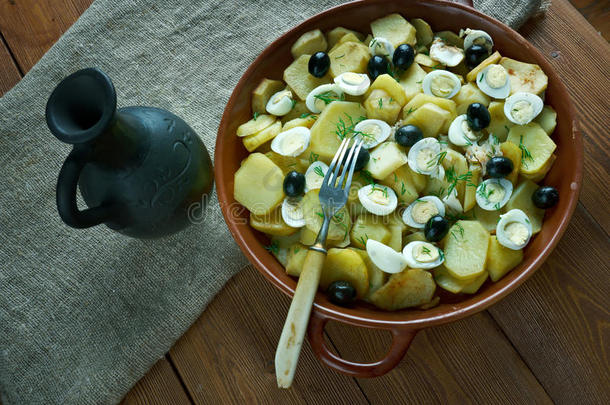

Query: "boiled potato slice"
<box><xmin>404</xmin><ymin>231</ymin><xmax>426</xmax><ymax>244</ymax></box>
<box><xmin>441</xmin><ymin>149</ymin><xmax>471</xmax><ymax>204</ymax></box>
<box><xmin>381</xmin><ymin>165</ymin><xmax>419</xmax><ymax>205</ymax></box>
<box><xmin>237</xmin><ymin>114</ymin><xmax>276</xmax><ymax>137</ymax></box>
<box><xmin>326</xmin><ymin>26</ymin><xmax>365</xmax><ymax>48</ymax></box>
<box><xmin>520</xmin><ymin>154</ymin><xmax>556</xmax><ymax>183</ymax></box>
<box><xmin>387</xmin><ymin>224</ymin><xmax>402</xmax><ymax>251</ymax></box>
<box><xmin>299</xmin><ymin>227</ymin><xmax>317</xmax><ymax>245</ymax></box>
<box><xmin>329</xmin><ymin>41</ymin><xmax>370</xmax><ymax>77</ymax></box>
<box><xmin>423</xmin><ymin>176</ymin><xmax>451</xmax><ymax>198</ymax></box>
<box><xmin>403</xmin><ymin>93</ymin><xmax>457</xmax><ymax>133</ymax></box>
<box><xmin>234</xmin><ymin>153</ymin><xmax>284</xmax><ymax>215</ymax></box>
<box><xmin>506</xmin><ymin>122</ymin><xmax>556</xmax><ymax>176</ymax></box>
<box><xmin>328</xmin><ymin>32</ymin><xmax>363</xmax><ymax>54</ymax></box>
<box><xmin>350</xmin><ymin>248</ymin><xmax>388</xmax><ymax>297</ymax></box>
<box><xmin>500</xmin><ymin>141</ymin><xmax>521</xmax><ymax>185</ymax></box>
<box><xmin>272</xmin><ymin>231</ymin><xmax>303</xmax><ymax>249</ymax></box>
<box><xmin>434</xmin><ymin>265</ymin><xmax>488</xmax><ymax>294</ymax></box>
<box><xmin>291</xmin><ymin>29</ymin><xmax>327</xmax><ymax>59</ymax></box>
<box><xmin>250</xmin><ymin>206</ymin><xmax>298</xmax><ymax>236</ymax></box>
<box><xmin>320</xmin><ymin>248</ymin><xmax>369</xmax><ymax>298</ymax></box>
<box><xmin>284</xmin><ymin>55</ymin><xmax>331</xmax><ymax>100</ymax></box>
<box><xmin>310</xmin><ymin>101</ymin><xmax>367</xmax><ymax>160</ymax></box>
<box><xmin>350</xmin><ymin>214</ymin><xmax>391</xmax><ymax>249</ymax></box>
<box><xmin>264</xmin><ymin>151</ymin><xmax>299</xmax><ymax>175</ymax></box>
<box><xmin>301</xmin><ymin>189</ymin><xmax>351</xmax><ymax>243</ymax></box>
<box><xmin>414</xmin><ymin>53</ymin><xmax>440</xmax><ymax>68</ymax></box>
<box><xmin>364</xmin><ymin>89</ymin><xmax>402</xmax><ymax>124</ymax></box>
<box><xmin>487</xmin><ymin>101</ymin><xmax>514</xmax><ymax>142</ymax></box>
<box><xmin>499</xmin><ymin>57</ymin><xmax>548</xmax><ymax>95</ymax></box>
<box><xmin>242</xmin><ymin>120</ymin><xmax>282</xmax><ymax>152</ymax></box>
<box><xmin>444</xmin><ymin>220</ymin><xmax>490</xmax><ymax>280</ymax></box>
<box><xmin>282</xmin><ymin>115</ymin><xmax>317</xmax><ymax>130</ymax></box>
<box><xmin>463</xmin><ymin>164</ymin><xmax>481</xmax><ymax>212</ymax></box>
<box><xmin>505</xmin><ymin>180</ymin><xmax>545</xmax><ymax>234</ymax></box>
<box><xmin>285</xmin><ymin>243</ymin><xmax>309</xmax><ymax>276</ymax></box>
<box><xmin>461</xmin><ymin>271</ymin><xmax>489</xmax><ymax>294</ymax></box>
<box><xmin>466</xmin><ymin>51</ymin><xmax>502</xmax><ymax>82</ymax></box>
<box><xmin>399</xmin><ymin>62</ymin><xmax>427</xmax><ymax>102</ymax></box>
<box><xmin>369</xmin><ymin>269</ymin><xmax>436</xmax><ymax>310</ymax></box>
<box><xmin>281</xmin><ymin>100</ymin><xmax>311</xmax><ymax>123</ymax></box>
<box><xmin>410</xmin><ymin>18</ymin><xmax>434</xmax><ymax>46</ymax></box>
<box><xmin>371</xmin><ymin>13</ymin><xmax>416</xmax><ymax>48</ymax></box>
<box><xmin>435</xmin><ymin>30</ymin><xmax>464</xmax><ymax>47</ymax></box>
<box><xmin>367</xmin><ymin>74</ymin><xmax>408</xmax><ymax>106</ymax></box>
<box><xmin>252</xmin><ymin>80</ymin><xmax>285</xmax><ymax>114</ymax></box>
<box><xmin>473</xmin><ymin>205</ymin><xmax>501</xmax><ymax>232</ymax></box>
<box><xmin>364</xmin><ymin>141</ymin><xmax>409</xmax><ymax>180</ymax></box>
<box><xmin>453</xmin><ymin>83</ymin><xmax>491</xmax><ymax>115</ymax></box>
<box><xmin>487</xmin><ymin>235</ymin><xmax>523</xmax><ymax>282</ymax></box>
<box><xmin>401</xmin><ymin>102</ymin><xmax>451</xmax><ymax>138</ymax></box>
<box><xmin>534</xmin><ymin>106</ymin><xmax>557</xmax><ymax>135</ymax></box>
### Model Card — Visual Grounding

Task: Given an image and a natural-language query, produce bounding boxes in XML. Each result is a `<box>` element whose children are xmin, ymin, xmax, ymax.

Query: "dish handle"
<box><xmin>443</xmin><ymin>0</ymin><xmax>474</xmax><ymax>6</ymax></box>
<box><xmin>307</xmin><ymin>310</ymin><xmax>417</xmax><ymax>377</ymax></box>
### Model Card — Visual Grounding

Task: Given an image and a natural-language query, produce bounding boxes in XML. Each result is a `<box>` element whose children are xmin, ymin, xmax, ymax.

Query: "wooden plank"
<box><xmin>325</xmin><ymin>312</ymin><xmax>552</xmax><ymax>404</ymax></box>
<box><xmin>520</xmin><ymin>0</ymin><xmax>610</xmax><ymax>231</ymax></box>
<box><xmin>169</xmin><ymin>267</ymin><xmax>368</xmax><ymax>405</ymax></box>
<box><xmin>569</xmin><ymin>0</ymin><xmax>610</xmax><ymax>40</ymax></box>
<box><xmin>0</xmin><ymin>37</ymin><xmax>21</xmax><ymax>95</ymax></box>
<box><xmin>0</xmin><ymin>0</ymin><xmax>93</xmax><ymax>73</ymax></box>
<box><xmin>120</xmin><ymin>357</ymin><xmax>191</xmax><ymax>405</ymax></box>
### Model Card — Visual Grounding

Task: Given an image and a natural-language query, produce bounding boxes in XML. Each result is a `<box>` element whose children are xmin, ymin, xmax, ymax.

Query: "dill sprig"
<box><xmin>314</xmin><ymin>166</ymin><xmax>325</xmax><ymax>177</ymax></box>
<box><xmin>369</xmin><ymin>185</ymin><xmax>389</xmax><ymax>199</ymax></box>
<box><xmin>421</xmin><ymin>246</ymin><xmax>431</xmax><ymax>255</ymax></box>
<box><xmin>445</xmin><ymin>166</ymin><xmax>475</xmax><ymax>197</ymax></box>
<box><xmin>378</xmin><ymin>98</ymin><xmax>383</xmax><ymax>109</ymax></box>
<box><xmin>309</xmin><ymin>152</ymin><xmax>319</xmax><ymax>163</ymax></box>
<box><xmin>264</xmin><ymin>240</ymin><xmax>279</xmax><ymax>255</ymax></box>
<box><xmin>519</xmin><ymin>135</ymin><xmax>533</xmax><ymax>168</ymax></box>
<box><xmin>357</xmin><ymin>233</ymin><xmax>370</xmax><ymax>247</ymax></box>
<box><xmin>253</xmin><ymin>112</ymin><xmax>260</xmax><ymax>120</ymax></box>
<box><xmin>359</xmin><ymin>170</ymin><xmax>375</xmax><ymax>185</ymax></box>
<box><xmin>314</xmin><ymin>91</ymin><xmax>345</xmax><ymax>105</ymax></box>
<box><xmin>450</xmin><ymin>222</ymin><xmax>465</xmax><ymax>241</ymax></box>
<box><xmin>426</xmin><ymin>151</ymin><xmax>447</xmax><ymax>168</ymax></box>
<box><xmin>335</xmin><ymin>114</ymin><xmax>371</xmax><ymax>140</ymax></box>
<box><xmin>300</xmin><ymin>112</ymin><xmax>317</xmax><ymax>120</ymax></box>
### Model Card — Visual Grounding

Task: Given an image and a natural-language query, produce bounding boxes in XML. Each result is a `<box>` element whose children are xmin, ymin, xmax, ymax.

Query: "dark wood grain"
<box><xmin>0</xmin><ymin>37</ymin><xmax>21</xmax><ymax>94</ymax></box>
<box><xmin>120</xmin><ymin>358</ymin><xmax>192</xmax><ymax>405</ymax></box>
<box><xmin>569</xmin><ymin>0</ymin><xmax>610</xmax><ymax>40</ymax></box>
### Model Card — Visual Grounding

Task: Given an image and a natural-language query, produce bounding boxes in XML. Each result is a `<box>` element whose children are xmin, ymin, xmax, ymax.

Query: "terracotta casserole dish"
<box><xmin>215</xmin><ymin>0</ymin><xmax>583</xmax><ymax>377</ymax></box>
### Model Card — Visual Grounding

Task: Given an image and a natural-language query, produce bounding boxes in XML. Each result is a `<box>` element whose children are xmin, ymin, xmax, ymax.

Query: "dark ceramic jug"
<box><xmin>46</xmin><ymin>68</ymin><xmax>213</xmax><ymax>238</ymax></box>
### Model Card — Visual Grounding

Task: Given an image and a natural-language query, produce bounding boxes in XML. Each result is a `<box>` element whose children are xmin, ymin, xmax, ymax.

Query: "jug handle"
<box><xmin>56</xmin><ymin>148</ymin><xmax>118</xmax><ymax>228</ymax></box>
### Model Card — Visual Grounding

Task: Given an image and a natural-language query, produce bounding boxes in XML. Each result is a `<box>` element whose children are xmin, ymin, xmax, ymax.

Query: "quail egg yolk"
<box><xmin>505</xmin><ymin>221</ymin><xmax>528</xmax><ymax>245</ymax></box>
<box><xmin>272</xmin><ymin>90</ymin><xmax>292</xmax><ymax>104</ymax></box>
<box><xmin>284</xmin><ymin>201</ymin><xmax>303</xmax><ymax>220</ymax></box>
<box><xmin>411</xmin><ymin>201</ymin><xmax>439</xmax><ymax>224</ymax></box>
<box><xmin>306</xmin><ymin>169</ymin><xmax>324</xmax><ymax>189</ymax></box>
<box><xmin>368</xmin><ymin>187</ymin><xmax>390</xmax><ymax>205</ymax></box>
<box><xmin>416</xmin><ymin>148</ymin><xmax>436</xmax><ymax>170</ymax></box>
<box><xmin>510</xmin><ymin>100</ymin><xmax>534</xmax><ymax>123</ymax></box>
<box><xmin>361</xmin><ymin>123</ymin><xmax>381</xmax><ymax>139</ymax></box>
<box><xmin>413</xmin><ymin>243</ymin><xmax>440</xmax><ymax>263</ymax></box>
<box><xmin>485</xmin><ymin>65</ymin><xmax>508</xmax><ymax>89</ymax></box>
<box><xmin>460</xmin><ymin>120</ymin><xmax>479</xmax><ymax>141</ymax></box>
<box><xmin>486</xmin><ymin>182</ymin><xmax>506</xmax><ymax>203</ymax></box>
<box><xmin>430</xmin><ymin>75</ymin><xmax>456</xmax><ymax>97</ymax></box>
<box><xmin>343</xmin><ymin>72</ymin><xmax>365</xmax><ymax>85</ymax></box>
<box><xmin>280</xmin><ymin>136</ymin><xmax>303</xmax><ymax>156</ymax></box>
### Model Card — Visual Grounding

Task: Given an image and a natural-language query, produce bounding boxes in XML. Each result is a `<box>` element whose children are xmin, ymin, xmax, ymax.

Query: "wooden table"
<box><xmin>1</xmin><ymin>1</ymin><xmax>608</xmax><ymax>403</ymax></box>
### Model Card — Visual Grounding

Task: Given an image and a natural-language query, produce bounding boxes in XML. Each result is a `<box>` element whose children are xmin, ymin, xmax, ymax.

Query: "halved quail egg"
<box><xmin>475</xmin><ymin>178</ymin><xmax>513</xmax><ymax>211</ymax></box>
<box><xmin>306</xmin><ymin>84</ymin><xmax>345</xmax><ymax>113</ymax></box>
<box><xmin>448</xmin><ymin>114</ymin><xmax>482</xmax><ymax>147</ymax></box>
<box><xmin>333</xmin><ymin>72</ymin><xmax>371</xmax><ymax>96</ymax></box>
<box><xmin>281</xmin><ymin>197</ymin><xmax>306</xmax><ymax>228</ymax></box>
<box><xmin>429</xmin><ymin>37</ymin><xmax>465</xmax><ymax>67</ymax></box>
<box><xmin>422</xmin><ymin>70</ymin><xmax>461</xmax><ymax>99</ymax></box>
<box><xmin>496</xmin><ymin>209</ymin><xmax>532</xmax><ymax>250</ymax></box>
<box><xmin>476</xmin><ymin>64</ymin><xmax>510</xmax><ymax>99</ymax></box>
<box><xmin>271</xmin><ymin>127</ymin><xmax>311</xmax><ymax>157</ymax></box>
<box><xmin>266</xmin><ymin>89</ymin><xmax>294</xmax><ymax>116</ymax></box>
<box><xmin>462</xmin><ymin>29</ymin><xmax>494</xmax><ymax>53</ymax></box>
<box><xmin>443</xmin><ymin>188</ymin><xmax>463</xmax><ymax>214</ymax></box>
<box><xmin>402</xmin><ymin>196</ymin><xmax>446</xmax><ymax>229</ymax></box>
<box><xmin>402</xmin><ymin>241</ymin><xmax>445</xmax><ymax>269</ymax></box>
<box><xmin>368</xmin><ymin>37</ymin><xmax>394</xmax><ymax>57</ymax></box>
<box><xmin>304</xmin><ymin>161</ymin><xmax>328</xmax><ymax>192</ymax></box>
<box><xmin>407</xmin><ymin>137</ymin><xmax>444</xmax><ymax>176</ymax></box>
<box><xmin>504</xmin><ymin>92</ymin><xmax>543</xmax><ymax>125</ymax></box>
<box><xmin>366</xmin><ymin>239</ymin><xmax>408</xmax><ymax>274</ymax></box>
<box><xmin>353</xmin><ymin>119</ymin><xmax>392</xmax><ymax>149</ymax></box>
<box><xmin>358</xmin><ymin>184</ymin><xmax>398</xmax><ymax>216</ymax></box>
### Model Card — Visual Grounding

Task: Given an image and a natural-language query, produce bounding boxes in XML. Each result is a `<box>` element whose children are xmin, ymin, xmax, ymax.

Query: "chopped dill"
<box><xmin>421</xmin><ymin>246</ymin><xmax>431</xmax><ymax>255</ymax></box>
<box><xmin>290</xmin><ymin>99</ymin><xmax>297</xmax><ymax>109</ymax></box>
<box><xmin>314</xmin><ymin>90</ymin><xmax>345</xmax><ymax>105</ymax></box>
<box><xmin>359</xmin><ymin>170</ymin><xmax>375</xmax><ymax>185</ymax></box>
<box><xmin>264</xmin><ymin>241</ymin><xmax>279</xmax><ymax>255</ymax></box>
<box><xmin>518</xmin><ymin>135</ymin><xmax>533</xmax><ymax>168</ymax></box>
<box><xmin>335</xmin><ymin>54</ymin><xmax>345</xmax><ymax>59</ymax></box>
<box><xmin>314</xmin><ymin>166</ymin><xmax>325</xmax><ymax>177</ymax></box>
<box><xmin>253</xmin><ymin>111</ymin><xmax>260</xmax><ymax>120</ymax></box>
<box><xmin>445</xmin><ymin>167</ymin><xmax>475</xmax><ymax>197</ymax></box>
<box><xmin>378</xmin><ymin>98</ymin><xmax>383</xmax><ymax>109</ymax></box>
<box><xmin>335</xmin><ymin>114</ymin><xmax>370</xmax><ymax>140</ymax></box>
<box><xmin>479</xmin><ymin>72</ymin><xmax>485</xmax><ymax>83</ymax></box>
<box><xmin>426</xmin><ymin>151</ymin><xmax>447</xmax><ymax>168</ymax></box>
<box><xmin>300</xmin><ymin>112</ymin><xmax>316</xmax><ymax>119</ymax></box>
<box><xmin>451</xmin><ymin>222</ymin><xmax>465</xmax><ymax>241</ymax></box>
<box><xmin>309</xmin><ymin>152</ymin><xmax>319</xmax><ymax>163</ymax></box>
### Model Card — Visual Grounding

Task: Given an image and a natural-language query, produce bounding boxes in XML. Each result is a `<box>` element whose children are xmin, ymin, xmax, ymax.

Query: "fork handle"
<box><xmin>275</xmin><ymin>245</ymin><xmax>326</xmax><ymax>388</ymax></box>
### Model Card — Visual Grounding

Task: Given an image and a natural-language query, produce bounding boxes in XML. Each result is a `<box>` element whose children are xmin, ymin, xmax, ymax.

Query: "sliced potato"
<box><xmin>444</xmin><ymin>220</ymin><xmax>490</xmax><ymax>280</ymax></box>
<box><xmin>505</xmin><ymin>180</ymin><xmax>545</xmax><ymax>234</ymax></box>
<box><xmin>487</xmin><ymin>101</ymin><xmax>514</xmax><ymax>142</ymax></box>
<box><xmin>264</xmin><ymin>151</ymin><xmax>299</xmax><ymax>175</ymax></box>
<box><xmin>463</xmin><ymin>164</ymin><xmax>481</xmax><ymax>212</ymax></box>
<box><xmin>399</xmin><ymin>62</ymin><xmax>427</xmax><ymax>102</ymax></box>
<box><xmin>387</xmin><ymin>224</ymin><xmax>402</xmax><ymax>251</ymax></box>
<box><xmin>499</xmin><ymin>57</ymin><xmax>548</xmax><ymax>95</ymax></box>
<box><xmin>242</xmin><ymin>120</ymin><xmax>282</xmax><ymax>152</ymax></box>
<box><xmin>281</xmin><ymin>100</ymin><xmax>311</xmax><ymax>123</ymax></box>
<box><xmin>301</xmin><ymin>189</ymin><xmax>351</xmax><ymax>243</ymax></box>
<box><xmin>435</xmin><ymin>265</ymin><xmax>489</xmax><ymax>294</ymax></box>
<box><xmin>404</xmin><ymin>231</ymin><xmax>427</xmax><ymax>244</ymax></box>
<box><xmin>434</xmin><ymin>30</ymin><xmax>464</xmax><ymax>47</ymax></box>
<box><xmin>364</xmin><ymin>141</ymin><xmax>409</xmax><ymax>180</ymax></box>
<box><xmin>364</xmin><ymin>88</ymin><xmax>402</xmax><ymax>124</ymax></box>
<box><xmin>461</xmin><ymin>271</ymin><xmax>489</xmax><ymax>294</ymax></box>
<box><xmin>350</xmin><ymin>248</ymin><xmax>388</xmax><ymax>297</ymax></box>
<box><xmin>326</xmin><ymin>26</ymin><xmax>365</xmax><ymax>48</ymax></box>
<box><xmin>473</xmin><ymin>204</ymin><xmax>501</xmax><ymax>232</ymax></box>
<box><xmin>234</xmin><ymin>153</ymin><xmax>284</xmax><ymax>215</ymax></box>
<box><xmin>466</xmin><ymin>51</ymin><xmax>502</xmax><ymax>82</ymax></box>
<box><xmin>329</xmin><ymin>41</ymin><xmax>370</xmax><ymax>77</ymax></box>
<box><xmin>252</xmin><ymin>80</ymin><xmax>286</xmax><ymax>114</ymax></box>
<box><xmin>453</xmin><ymin>83</ymin><xmax>491</xmax><ymax>115</ymax></box>
<box><xmin>284</xmin><ymin>55</ymin><xmax>331</xmax><ymax>100</ymax></box>
<box><xmin>369</xmin><ymin>269</ymin><xmax>436</xmax><ymax>310</ymax></box>
<box><xmin>371</xmin><ymin>13</ymin><xmax>417</xmax><ymax>48</ymax></box>
<box><xmin>414</xmin><ymin>53</ymin><xmax>440</xmax><ymax>68</ymax></box>
<box><xmin>410</xmin><ymin>18</ymin><xmax>434</xmax><ymax>46</ymax></box>
<box><xmin>282</xmin><ymin>115</ymin><xmax>317</xmax><ymax>130</ymax></box>
<box><xmin>441</xmin><ymin>149</ymin><xmax>470</xmax><ymax>204</ymax></box>
<box><xmin>500</xmin><ymin>141</ymin><xmax>521</xmax><ymax>185</ymax></box>
<box><xmin>285</xmin><ymin>243</ymin><xmax>309</xmax><ymax>276</ymax></box>
<box><xmin>236</xmin><ymin>114</ymin><xmax>276</xmax><ymax>137</ymax></box>
<box><xmin>487</xmin><ymin>236</ymin><xmax>523</xmax><ymax>282</ymax></box>
<box><xmin>381</xmin><ymin>164</ymin><xmax>419</xmax><ymax>205</ymax></box>
<box><xmin>291</xmin><ymin>29</ymin><xmax>327</xmax><ymax>59</ymax></box>
<box><xmin>320</xmin><ymin>248</ymin><xmax>369</xmax><ymax>298</ymax></box>
<box><xmin>250</xmin><ymin>206</ymin><xmax>298</xmax><ymax>236</ymax></box>
<box><xmin>310</xmin><ymin>101</ymin><xmax>367</xmax><ymax>160</ymax></box>
<box><xmin>520</xmin><ymin>154</ymin><xmax>556</xmax><ymax>183</ymax></box>
<box><xmin>401</xmin><ymin>102</ymin><xmax>451</xmax><ymax>138</ymax></box>
<box><xmin>350</xmin><ymin>214</ymin><xmax>391</xmax><ymax>249</ymax></box>
<box><xmin>367</xmin><ymin>74</ymin><xmax>408</xmax><ymax>106</ymax></box>
<box><xmin>506</xmin><ymin>122</ymin><xmax>556</xmax><ymax>176</ymax></box>
<box><xmin>534</xmin><ymin>105</ymin><xmax>557</xmax><ymax>135</ymax></box>
<box><xmin>403</xmin><ymin>93</ymin><xmax>457</xmax><ymax>133</ymax></box>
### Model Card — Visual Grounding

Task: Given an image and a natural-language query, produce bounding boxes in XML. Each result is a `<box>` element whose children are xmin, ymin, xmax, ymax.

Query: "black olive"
<box><xmin>465</xmin><ymin>44</ymin><xmax>489</xmax><ymax>69</ymax></box>
<box><xmin>424</xmin><ymin>215</ymin><xmax>450</xmax><ymax>242</ymax></box>
<box><xmin>327</xmin><ymin>280</ymin><xmax>357</xmax><ymax>306</ymax></box>
<box><xmin>367</xmin><ymin>55</ymin><xmax>389</xmax><ymax>81</ymax></box>
<box><xmin>486</xmin><ymin>156</ymin><xmax>514</xmax><ymax>178</ymax></box>
<box><xmin>283</xmin><ymin>171</ymin><xmax>305</xmax><ymax>197</ymax></box>
<box><xmin>395</xmin><ymin>125</ymin><xmax>423</xmax><ymax>147</ymax></box>
<box><xmin>392</xmin><ymin>44</ymin><xmax>415</xmax><ymax>70</ymax></box>
<box><xmin>532</xmin><ymin>186</ymin><xmax>559</xmax><ymax>209</ymax></box>
<box><xmin>354</xmin><ymin>148</ymin><xmax>370</xmax><ymax>171</ymax></box>
<box><xmin>466</xmin><ymin>103</ymin><xmax>491</xmax><ymax>131</ymax></box>
<box><xmin>308</xmin><ymin>52</ymin><xmax>330</xmax><ymax>78</ymax></box>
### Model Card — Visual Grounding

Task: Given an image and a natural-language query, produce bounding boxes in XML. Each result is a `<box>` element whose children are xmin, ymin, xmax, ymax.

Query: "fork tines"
<box><xmin>323</xmin><ymin>138</ymin><xmax>365</xmax><ymax>190</ymax></box>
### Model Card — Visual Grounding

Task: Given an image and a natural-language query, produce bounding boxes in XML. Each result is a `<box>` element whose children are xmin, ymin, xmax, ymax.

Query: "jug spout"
<box><xmin>46</xmin><ymin>68</ymin><xmax>117</xmax><ymax>145</ymax></box>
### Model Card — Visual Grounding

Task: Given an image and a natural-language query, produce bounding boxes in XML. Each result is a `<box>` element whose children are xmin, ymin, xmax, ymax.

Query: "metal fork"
<box><xmin>275</xmin><ymin>137</ymin><xmax>364</xmax><ymax>388</ymax></box>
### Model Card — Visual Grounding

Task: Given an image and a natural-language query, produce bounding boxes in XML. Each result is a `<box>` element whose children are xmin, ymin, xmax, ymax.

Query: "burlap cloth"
<box><xmin>0</xmin><ymin>0</ymin><xmax>548</xmax><ymax>403</ymax></box>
